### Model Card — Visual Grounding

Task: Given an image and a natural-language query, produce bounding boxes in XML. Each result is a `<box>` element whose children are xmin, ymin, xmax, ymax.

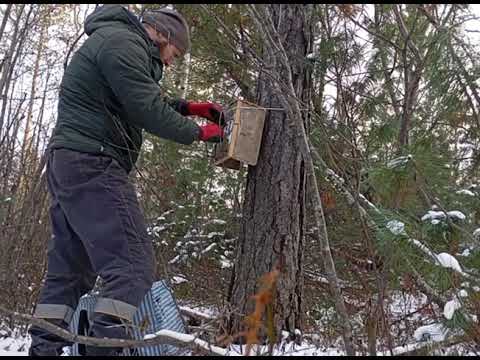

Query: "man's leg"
<box><xmin>28</xmin><ymin>152</ymin><xmax>97</xmax><ymax>356</ymax></box>
<box><xmin>50</xmin><ymin>149</ymin><xmax>155</xmax><ymax>356</ymax></box>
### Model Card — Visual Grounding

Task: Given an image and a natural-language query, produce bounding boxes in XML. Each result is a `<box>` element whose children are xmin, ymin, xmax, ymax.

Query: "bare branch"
<box><xmin>393</xmin><ymin>5</ymin><xmax>423</xmax><ymax>64</ymax></box>
<box><xmin>0</xmin><ymin>306</ymin><xmax>228</xmax><ymax>356</ymax></box>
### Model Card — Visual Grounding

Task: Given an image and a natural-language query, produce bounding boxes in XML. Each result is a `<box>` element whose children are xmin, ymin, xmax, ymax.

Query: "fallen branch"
<box><xmin>179</xmin><ymin>306</ymin><xmax>217</xmax><ymax>323</ymax></box>
<box><xmin>0</xmin><ymin>306</ymin><xmax>228</xmax><ymax>356</ymax></box>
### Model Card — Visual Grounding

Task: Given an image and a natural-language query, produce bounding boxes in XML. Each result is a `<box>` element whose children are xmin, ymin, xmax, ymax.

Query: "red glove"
<box><xmin>198</xmin><ymin>123</ymin><xmax>224</xmax><ymax>143</ymax></box>
<box><xmin>186</xmin><ymin>102</ymin><xmax>225</xmax><ymax>126</ymax></box>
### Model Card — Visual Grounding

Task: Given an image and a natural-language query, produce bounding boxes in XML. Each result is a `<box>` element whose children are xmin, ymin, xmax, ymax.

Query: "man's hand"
<box><xmin>186</xmin><ymin>102</ymin><xmax>225</xmax><ymax>126</ymax></box>
<box><xmin>198</xmin><ymin>123</ymin><xmax>224</xmax><ymax>143</ymax></box>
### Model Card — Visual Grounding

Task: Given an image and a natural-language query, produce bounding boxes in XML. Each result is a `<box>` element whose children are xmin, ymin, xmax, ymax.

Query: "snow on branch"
<box><xmin>0</xmin><ymin>306</ymin><xmax>226</xmax><ymax>356</ymax></box>
<box><xmin>325</xmin><ymin>165</ymin><xmax>473</xmax><ymax>280</ymax></box>
<box><xmin>386</xmin><ymin>154</ymin><xmax>413</xmax><ymax>169</ymax></box>
<box><xmin>421</xmin><ymin>210</ymin><xmax>466</xmax><ymax>224</ymax></box>
<box><xmin>386</xmin><ymin>219</ymin><xmax>471</xmax><ymax>278</ymax></box>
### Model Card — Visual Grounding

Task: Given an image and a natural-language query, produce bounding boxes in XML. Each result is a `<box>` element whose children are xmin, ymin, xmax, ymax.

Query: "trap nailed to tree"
<box><xmin>214</xmin><ymin>100</ymin><xmax>266</xmax><ymax>170</ymax></box>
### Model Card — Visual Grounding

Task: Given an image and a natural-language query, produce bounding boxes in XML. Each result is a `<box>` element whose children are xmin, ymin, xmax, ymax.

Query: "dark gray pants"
<box><xmin>28</xmin><ymin>148</ymin><xmax>155</xmax><ymax>356</ymax></box>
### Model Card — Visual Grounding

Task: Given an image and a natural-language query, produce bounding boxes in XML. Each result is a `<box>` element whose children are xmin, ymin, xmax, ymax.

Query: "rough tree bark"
<box><xmin>227</xmin><ymin>4</ymin><xmax>310</xmax><ymax>341</ymax></box>
<box><xmin>227</xmin><ymin>5</ymin><xmax>355</xmax><ymax>355</ymax></box>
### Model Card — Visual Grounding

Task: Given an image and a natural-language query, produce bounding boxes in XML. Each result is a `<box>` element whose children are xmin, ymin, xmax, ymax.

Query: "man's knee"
<box><xmin>100</xmin><ymin>260</ymin><xmax>154</xmax><ymax>306</ymax></box>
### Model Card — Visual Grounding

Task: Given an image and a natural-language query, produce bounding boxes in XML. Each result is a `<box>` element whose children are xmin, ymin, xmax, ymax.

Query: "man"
<box><xmin>28</xmin><ymin>4</ymin><xmax>224</xmax><ymax>356</ymax></box>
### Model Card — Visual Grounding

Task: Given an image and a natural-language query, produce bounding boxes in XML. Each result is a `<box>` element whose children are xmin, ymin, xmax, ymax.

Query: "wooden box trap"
<box><xmin>214</xmin><ymin>100</ymin><xmax>266</xmax><ymax>170</ymax></box>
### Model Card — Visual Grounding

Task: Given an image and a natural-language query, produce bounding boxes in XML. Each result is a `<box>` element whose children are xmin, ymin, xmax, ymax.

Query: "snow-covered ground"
<box><xmin>2</xmin><ymin>327</ymin><xmax>479</xmax><ymax>356</ymax></box>
<box><xmin>0</xmin><ymin>297</ymin><xmax>477</xmax><ymax>356</ymax></box>
<box><xmin>0</xmin><ymin>334</ymin><xmax>345</xmax><ymax>357</ymax></box>
<box><xmin>0</xmin><ymin>336</ymin><xmax>29</xmax><ymax>356</ymax></box>
<box><xmin>1</xmin><ymin>334</ymin><xmax>477</xmax><ymax>356</ymax></box>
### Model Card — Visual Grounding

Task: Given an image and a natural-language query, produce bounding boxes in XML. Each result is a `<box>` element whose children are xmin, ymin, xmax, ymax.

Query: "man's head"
<box><xmin>141</xmin><ymin>8</ymin><xmax>190</xmax><ymax>67</ymax></box>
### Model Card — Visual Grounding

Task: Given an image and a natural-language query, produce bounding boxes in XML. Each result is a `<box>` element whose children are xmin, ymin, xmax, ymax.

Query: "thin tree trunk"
<box><xmin>33</xmin><ymin>69</ymin><xmax>50</xmax><ymax>156</ymax></box>
<box><xmin>0</xmin><ymin>5</ymin><xmax>32</xmax><ymax>136</ymax></box>
<box><xmin>0</xmin><ymin>4</ymin><xmax>12</xmax><ymax>48</ymax></box>
<box><xmin>393</xmin><ymin>5</ymin><xmax>425</xmax><ymax>152</ymax></box>
<box><xmin>374</xmin><ymin>5</ymin><xmax>401</xmax><ymax>119</ymax></box>
<box><xmin>182</xmin><ymin>49</ymin><xmax>191</xmax><ymax>99</ymax></box>
<box><xmin>0</xmin><ymin>5</ymin><xmax>24</xmax><ymax>135</ymax></box>
<box><xmin>19</xmin><ymin>5</ymin><xmax>48</xmax><ymax>199</ymax></box>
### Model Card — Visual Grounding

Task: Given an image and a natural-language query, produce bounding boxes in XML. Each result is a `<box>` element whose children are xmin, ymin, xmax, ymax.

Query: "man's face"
<box><xmin>158</xmin><ymin>43</ymin><xmax>182</xmax><ymax>67</ymax></box>
<box><xmin>144</xmin><ymin>23</ymin><xmax>184</xmax><ymax>67</ymax></box>
<box><xmin>148</xmin><ymin>29</ymin><xmax>182</xmax><ymax>67</ymax></box>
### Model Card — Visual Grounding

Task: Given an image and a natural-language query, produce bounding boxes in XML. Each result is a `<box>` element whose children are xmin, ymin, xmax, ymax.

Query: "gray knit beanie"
<box><xmin>142</xmin><ymin>9</ymin><xmax>191</xmax><ymax>55</ymax></box>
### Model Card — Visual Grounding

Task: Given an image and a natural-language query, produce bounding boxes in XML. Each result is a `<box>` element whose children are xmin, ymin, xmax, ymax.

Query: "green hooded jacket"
<box><xmin>48</xmin><ymin>5</ymin><xmax>200</xmax><ymax>173</ymax></box>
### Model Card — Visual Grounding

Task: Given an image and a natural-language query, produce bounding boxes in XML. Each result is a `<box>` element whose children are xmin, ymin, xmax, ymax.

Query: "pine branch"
<box><xmin>309</xmin><ymin>147</ymin><xmax>451</xmax><ymax>308</ymax></box>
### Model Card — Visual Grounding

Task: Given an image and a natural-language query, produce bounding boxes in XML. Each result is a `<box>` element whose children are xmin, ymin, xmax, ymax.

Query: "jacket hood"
<box><xmin>85</xmin><ymin>5</ymin><xmax>148</xmax><ymax>41</ymax></box>
<box><xmin>84</xmin><ymin>5</ymin><xmax>163</xmax><ymax>67</ymax></box>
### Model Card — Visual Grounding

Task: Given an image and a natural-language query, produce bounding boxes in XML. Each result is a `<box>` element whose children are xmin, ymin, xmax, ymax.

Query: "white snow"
<box><xmin>386</xmin><ymin>220</ymin><xmax>407</xmax><ymax>236</ymax></box>
<box><xmin>456</xmin><ymin>189</ymin><xmax>475</xmax><ymax>196</ymax></box>
<box><xmin>405</xmin><ymin>239</ymin><xmax>467</xmax><ymax>278</ymax></box>
<box><xmin>207</xmin><ymin>232</ymin><xmax>223</xmax><ymax>239</ymax></box>
<box><xmin>143</xmin><ymin>139</ymin><xmax>153</xmax><ymax>152</ymax></box>
<box><xmin>389</xmin><ymin>292</ymin><xmax>428</xmax><ymax>316</ymax></box>
<box><xmin>169</xmin><ymin>255</ymin><xmax>181</xmax><ymax>264</ymax></box>
<box><xmin>60</xmin><ymin>346</ymin><xmax>71</xmax><ymax>356</ymax></box>
<box><xmin>443</xmin><ymin>299</ymin><xmax>462</xmax><ymax>320</ymax></box>
<box><xmin>178</xmin><ymin>305</ymin><xmax>218</xmax><ymax>321</ymax></box>
<box><xmin>410</xmin><ymin>238</ymin><xmax>438</xmax><ymax>260</ymax></box>
<box><xmin>0</xmin><ymin>336</ymin><xmax>29</xmax><ymax>356</ymax></box>
<box><xmin>326</xmin><ymin>169</ymin><xmax>345</xmax><ymax>184</ymax></box>
<box><xmin>435</xmin><ymin>252</ymin><xmax>463</xmax><ymax>273</ymax></box>
<box><xmin>209</xmin><ymin>219</ymin><xmax>227</xmax><ymax>225</ymax></box>
<box><xmin>171</xmin><ymin>275</ymin><xmax>188</xmax><ymax>284</ymax></box>
<box><xmin>0</xmin><ymin>327</ymin><xmax>346</xmax><ymax>357</ymax></box>
<box><xmin>421</xmin><ymin>210</ymin><xmax>466</xmax><ymax>223</ymax></box>
<box><xmin>473</xmin><ymin>228</ymin><xmax>480</xmax><ymax>239</ymax></box>
<box><xmin>461</xmin><ymin>248</ymin><xmax>471</xmax><ymax>257</ymax></box>
<box><xmin>202</xmin><ymin>243</ymin><xmax>217</xmax><ymax>254</ymax></box>
<box><xmin>387</xmin><ymin>154</ymin><xmax>412</xmax><ymax>169</ymax></box>
<box><xmin>220</xmin><ymin>258</ymin><xmax>233</xmax><ymax>268</ymax></box>
<box><xmin>143</xmin><ymin>329</ymin><xmax>229</xmax><ymax>356</ymax></box>
<box><xmin>358</xmin><ymin>194</ymin><xmax>381</xmax><ymax>213</ymax></box>
<box><xmin>421</xmin><ymin>210</ymin><xmax>446</xmax><ymax>222</ymax></box>
<box><xmin>413</xmin><ymin>323</ymin><xmax>448</xmax><ymax>342</ymax></box>
<box><xmin>447</xmin><ymin>211</ymin><xmax>466</xmax><ymax>221</ymax></box>
<box><xmin>152</xmin><ymin>225</ymin><xmax>167</xmax><ymax>233</ymax></box>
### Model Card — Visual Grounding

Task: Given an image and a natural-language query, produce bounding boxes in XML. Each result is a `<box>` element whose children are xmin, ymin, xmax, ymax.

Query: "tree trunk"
<box><xmin>228</xmin><ymin>4</ymin><xmax>309</xmax><ymax>342</ymax></box>
<box><xmin>0</xmin><ymin>4</ymin><xmax>12</xmax><ymax>47</ymax></box>
<box><xmin>0</xmin><ymin>5</ymin><xmax>31</xmax><ymax>137</ymax></box>
<box><xmin>18</xmin><ymin>5</ymin><xmax>48</xmax><ymax>200</ymax></box>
